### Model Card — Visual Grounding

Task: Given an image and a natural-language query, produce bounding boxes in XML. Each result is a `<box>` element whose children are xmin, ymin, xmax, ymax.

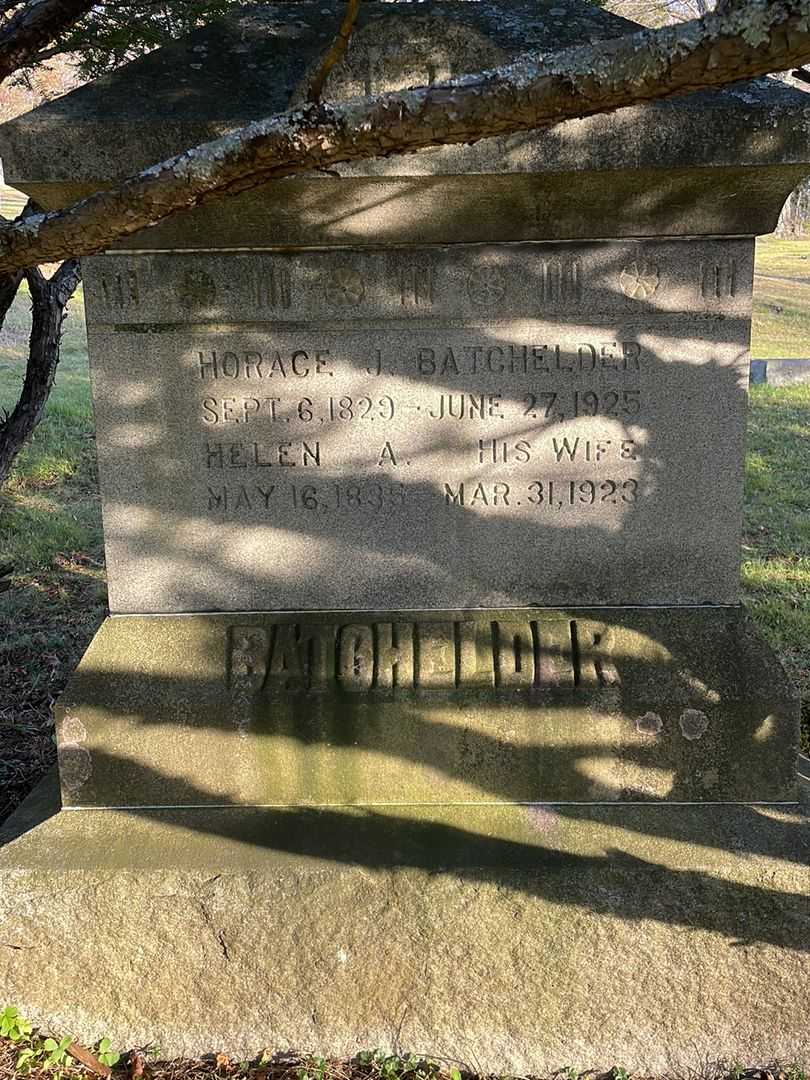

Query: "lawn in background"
<box><xmin>752</xmin><ymin>236</ymin><xmax>810</xmax><ymax>358</ymax></box>
<box><xmin>743</xmin><ymin>383</ymin><xmax>810</xmax><ymax>743</ymax></box>
<box><xmin>1</xmin><ymin>244</ymin><xmax>809</xmax><ymax>822</ymax></box>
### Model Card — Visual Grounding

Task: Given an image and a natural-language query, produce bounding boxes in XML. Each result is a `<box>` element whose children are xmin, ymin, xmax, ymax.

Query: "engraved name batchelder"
<box><xmin>228</xmin><ymin>618</ymin><xmax>620</xmax><ymax>695</ymax></box>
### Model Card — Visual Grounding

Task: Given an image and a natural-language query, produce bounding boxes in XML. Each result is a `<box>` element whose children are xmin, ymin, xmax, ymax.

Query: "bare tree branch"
<box><xmin>0</xmin><ymin>256</ymin><xmax>81</xmax><ymax>486</ymax></box>
<box><xmin>0</xmin><ymin>0</ymin><xmax>95</xmax><ymax>83</ymax></box>
<box><xmin>307</xmin><ymin>0</ymin><xmax>362</xmax><ymax>104</ymax></box>
<box><xmin>1</xmin><ymin>1</ymin><xmax>810</xmax><ymax>273</ymax></box>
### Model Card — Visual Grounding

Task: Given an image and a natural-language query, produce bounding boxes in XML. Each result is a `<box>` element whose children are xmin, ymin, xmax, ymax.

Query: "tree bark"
<box><xmin>1</xmin><ymin>1</ymin><xmax>810</xmax><ymax>274</ymax></box>
<box><xmin>0</xmin><ymin>259</ymin><xmax>81</xmax><ymax>487</ymax></box>
<box><xmin>307</xmin><ymin>0</ymin><xmax>361</xmax><ymax>104</ymax></box>
<box><xmin>0</xmin><ymin>0</ymin><xmax>95</xmax><ymax>82</ymax></box>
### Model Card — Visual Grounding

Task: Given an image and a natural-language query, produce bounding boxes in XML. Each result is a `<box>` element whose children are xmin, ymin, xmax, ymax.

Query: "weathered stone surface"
<box><xmin>85</xmin><ymin>237</ymin><xmax>753</xmax><ymax>613</ymax></box>
<box><xmin>1</xmin><ymin>0</ymin><xmax>809</xmax><ymax>192</ymax></box>
<box><xmin>2</xmin><ymin>1</ymin><xmax>810</xmax><ymax>249</ymax></box>
<box><xmin>1</xmin><ymin>775</ymin><xmax>809</xmax><ymax>1071</ymax></box>
<box><xmin>53</xmin><ymin>607</ymin><xmax>798</xmax><ymax>808</ymax></box>
<box><xmin>23</xmin><ymin>165</ymin><xmax>808</xmax><ymax>248</ymax></box>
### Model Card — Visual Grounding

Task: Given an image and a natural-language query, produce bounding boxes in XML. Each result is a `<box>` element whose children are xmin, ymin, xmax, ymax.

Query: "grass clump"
<box><xmin>0</xmin><ymin>1012</ymin><xmax>808</xmax><ymax>1080</ymax></box>
<box><xmin>0</xmin><ymin>1009</ymin><xmax>808</xmax><ymax>1080</ymax></box>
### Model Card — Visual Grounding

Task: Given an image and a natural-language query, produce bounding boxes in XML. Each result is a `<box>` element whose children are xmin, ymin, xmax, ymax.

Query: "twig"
<box><xmin>66</xmin><ymin>1040</ymin><xmax>112</xmax><ymax>1078</ymax></box>
<box><xmin>307</xmin><ymin>0</ymin><xmax>361</xmax><ymax>104</ymax></box>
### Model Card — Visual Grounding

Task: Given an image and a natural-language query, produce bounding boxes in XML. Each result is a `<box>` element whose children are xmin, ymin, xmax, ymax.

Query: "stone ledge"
<box><xmin>3</xmin><ymin>1</ymin><xmax>810</xmax><ymax>186</ymax></box>
<box><xmin>1</xmin><ymin>776</ymin><xmax>809</xmax><ymax>1072</ymax></box>
<box><xmin>53</xmin><ymin>607</ymin><xmax>799</xmax><ymax>809</ymax></box>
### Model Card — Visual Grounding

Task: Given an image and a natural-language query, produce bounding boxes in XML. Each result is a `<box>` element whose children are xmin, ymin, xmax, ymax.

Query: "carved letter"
<box><xmin>338</xmin><ymin>624</ymin><xmax>374</xmax><ymax>691</ymax></box>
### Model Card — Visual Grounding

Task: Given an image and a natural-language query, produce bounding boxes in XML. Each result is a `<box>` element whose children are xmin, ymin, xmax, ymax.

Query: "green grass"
<box><xmin>752</xmin><ymin>236</ymin><xmax>810</xmax><ymax>359</ymax></box>
<box><xmin>0</xmin><ymin>1025</ymin><xmax>807</xmax><ymax>1080</ymax></box>
<box><xmin>0</xmin><ymin>247</ymin><xmax>809</xmax><ymax>818</ymax></box>
<box><xmin>742</xmin><ymin>382</ymin><xmax>810</xmax><ymax>749</ymax></box>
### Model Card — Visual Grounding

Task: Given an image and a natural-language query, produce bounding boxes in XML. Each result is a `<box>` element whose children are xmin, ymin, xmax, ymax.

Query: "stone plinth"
<box><xmin>2</xmin><ymin>776</ymin><xmax>809</xmax><ymax>1072</ymax></box>
<box><xmin>54</xmin><ymin>607</ymin><xmax>797</xmax><ymax>809</ymax></box>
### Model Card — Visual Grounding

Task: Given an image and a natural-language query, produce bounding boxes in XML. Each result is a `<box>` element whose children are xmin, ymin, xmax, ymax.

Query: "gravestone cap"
<box><xmin>0</xmin><ymin>0</ymin><xmax>809</xmax><ymax>238</ymax></box>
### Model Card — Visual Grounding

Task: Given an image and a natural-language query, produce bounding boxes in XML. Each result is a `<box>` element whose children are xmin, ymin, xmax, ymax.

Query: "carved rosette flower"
<box><xmin>176</xmin><ymin>268</ymin><xmax>217</xmax><ymax>310</ymax></box>
<box><xmin>467</xmin><ymin>266</ymin><xmax>507</xmax><ymax>305</ymax></box>
<box><xmin>619</xmin><ymin>262</ymin><xmax>660</xmax><ymax>300</ymax></box>
<box><xmin>325</xmin><ymin>267</ymin><xmax>365</xmax><ymax>305</ymax></box>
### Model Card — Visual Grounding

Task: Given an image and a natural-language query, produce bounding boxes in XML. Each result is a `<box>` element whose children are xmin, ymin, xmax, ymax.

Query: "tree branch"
<box><xmin>2</xmin><ymin>1</ymin><xmax>810</xmax><ymax>273</ymax></box>
<box><xmin>0</xmin><ymin>0</ymin><xmax>95</xmax><ymax>83</ymax></box>
<box><xmin>0</xmin><ymin>201</ymin><xmax>34</xmax><ymax>333</ymax></box>
<box><xmin>307</xmin><ymin>0</ymin><xmax>362</xmax><ymax>104</ymax></box>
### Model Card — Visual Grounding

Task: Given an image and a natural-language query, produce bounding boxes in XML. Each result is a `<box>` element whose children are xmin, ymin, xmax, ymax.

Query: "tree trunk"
<box><xmin>775</xmin><ymin>180</ymin><xmax>810</xmax><ymax>237</ymax></box>
<box><xmin>0</xmin><ymin>258</ymin><xmax>81</xmax><ymax>487</ymax></box>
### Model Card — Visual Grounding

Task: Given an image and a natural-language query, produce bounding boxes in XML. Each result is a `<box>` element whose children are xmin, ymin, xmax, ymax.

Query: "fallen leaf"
<box><xmin>129</xmin><ymin>1050</ymin><xmax>146</xmax><ymax>1079</ymax></box>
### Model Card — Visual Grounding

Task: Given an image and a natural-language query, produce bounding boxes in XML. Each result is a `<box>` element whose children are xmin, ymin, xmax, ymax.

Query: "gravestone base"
<box><xmin>52</xmin><ymin>607</ymin><xmax>798</xmax><ymax>808</ymax></box>
<box><xmin>1</xmin><ymin>773</ymin><xmax>809</xmax><ymax>1073</ymax></box>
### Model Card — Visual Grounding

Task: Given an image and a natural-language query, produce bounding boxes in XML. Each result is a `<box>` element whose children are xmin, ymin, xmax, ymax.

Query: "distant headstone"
<box><xmin>750</xmin><ymin>357</ymin><xmax>810</xmax><ymax>385</ymax></box>
<box><xmin>1</xmin><ymin>0</ymin><xmax>808</xmax><ymax>1070</ymax></box>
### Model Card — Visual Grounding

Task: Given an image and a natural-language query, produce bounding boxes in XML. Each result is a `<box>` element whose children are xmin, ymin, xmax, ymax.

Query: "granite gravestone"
<box><xmin>0</xmin><ymin>0</ymin><xmax>809</xmax><ymax>1070</ymax></box>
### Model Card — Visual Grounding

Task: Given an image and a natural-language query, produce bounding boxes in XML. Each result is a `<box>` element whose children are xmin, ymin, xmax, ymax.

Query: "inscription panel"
<box><xmin>54</xmin><ymin>608</ymin><xmax>798</xmax><ymax>807</ymax></box>
<box><xmin>83</xmin><ymin>239</ymin><xmax>754</xmax><ymax>613</ymax></box>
